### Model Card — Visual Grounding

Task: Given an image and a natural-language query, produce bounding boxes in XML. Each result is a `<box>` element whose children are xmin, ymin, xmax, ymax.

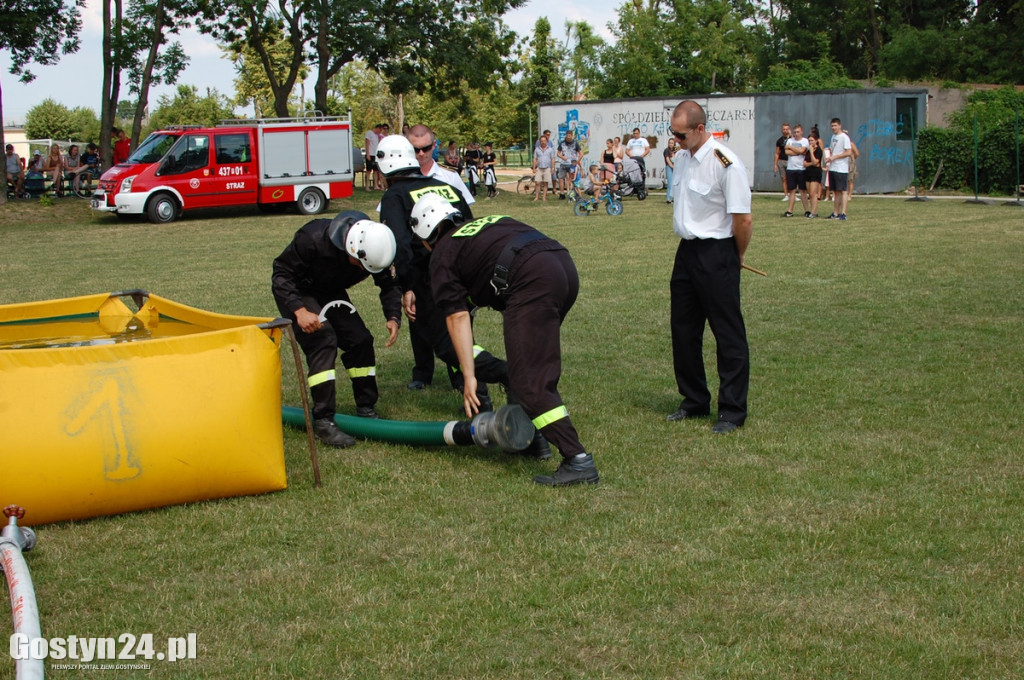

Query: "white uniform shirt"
<box><xmin>626</xmin><ymin>136</ymin><xmax>650</xmax><ymax>158</ymax></box>
<box><xmin>785</xmin><ymin>137</ymin><xmax>809</xmax><ymax>171</ymax></box>
<box><xmin>829</xmin><ymin>132</ymin><xmax>852</xmax><ymax>173</ymax></box>
<box><xmin>672</xmin><ymin>138</ymin><xmax>751</xmax><ymax>241</ymax></box>
<box><xmin>427</xmin><ymin>161</ymin><xmax>474</xmax><ymax>206</ymax></box>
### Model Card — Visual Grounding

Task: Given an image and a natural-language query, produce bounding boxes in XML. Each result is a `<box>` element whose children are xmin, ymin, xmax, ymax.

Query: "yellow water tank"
<box><xmin>0</xmin><ymin>291</ymin><xmax>288</xmax><ymax>526</ymax></box>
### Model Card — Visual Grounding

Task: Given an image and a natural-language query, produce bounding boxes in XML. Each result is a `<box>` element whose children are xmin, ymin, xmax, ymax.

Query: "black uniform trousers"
<box><xmin>503</xmin><ymin>249</ymin><xmax>585</xmax><ymax>457</ymax></box>
<box><xmin>412</xmin><ymin>278</ymin><xmax>508</xmax><ymax>392</ymax></box>
<box><xmin>408</xmin><ymin>319</ymin><xmax>460</xmax><ymax>388</ymax></box>
<box><xmin>280</xmin><ymin>294</ymin><xmax>378</xmax><ymax>420</ymax></box>
<box><xmin>669</xmin><ymin>237</ymin><xmax>749</xmax><ymax>425</ymax></box>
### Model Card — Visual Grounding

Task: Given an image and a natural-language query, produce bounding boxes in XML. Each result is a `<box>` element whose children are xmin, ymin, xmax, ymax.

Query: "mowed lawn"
<box><xmin>1</xmin><ymin>189</ymin><xmax>1023</xmax><ymax>679</ymax></box>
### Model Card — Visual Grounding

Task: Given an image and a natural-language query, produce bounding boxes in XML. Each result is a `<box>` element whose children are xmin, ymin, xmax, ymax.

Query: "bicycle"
<box><xmin>573</xmin><ymin>183</ymin><xmax>623</xmax><ymax>216</ymax></box>
<box><xmin>516</xmin><ymin>173</ymin><xmax>536</xmax><ymax>195</ymax></box>
<box><xmin>70</xmin><ymin>168</ymin><xmax>101</xmax><ymax>199</ymax></box>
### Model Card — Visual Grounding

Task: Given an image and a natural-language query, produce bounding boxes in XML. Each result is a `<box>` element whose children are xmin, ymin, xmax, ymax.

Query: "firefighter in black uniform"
<box><xmin>409</xmin><ymin>193</ymin><xmax>600</xmax><ymax>486</ymax></box>
<box><xmin>272</xmin><ymin>210</ymin><xmax>401</xmax><ymax>448</ymax></box>
<box><xmin>375</xmin><ymin>135</ymin><xmax>509</xmax><ymax>413</ymax></box>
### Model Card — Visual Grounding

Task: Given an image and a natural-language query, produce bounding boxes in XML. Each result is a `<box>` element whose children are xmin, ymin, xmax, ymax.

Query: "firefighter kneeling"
<box><xmin>410</xmin><ymin>194</ymin><xmax>600</xmax><ymax>486</ymax></box>
<box><xmin>272</xmin><ymin>210</ymin><xmax>401</xmax><ymax>448</ymax></box>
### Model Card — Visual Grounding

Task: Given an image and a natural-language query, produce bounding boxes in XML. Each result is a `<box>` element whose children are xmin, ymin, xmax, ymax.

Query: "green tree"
<box><xmin>519</xmin><ymin>17</ymin><xmax>571</xmax><ymax>106</ymax></box>
<box><xmin>24</xmin><ymin>98</ymin><xmax>76</xmax><ymax>139</ymax></box>
<box><xmin>69</xmin><ymin>107</ymin><xmax>102</xmax><ymax>143</ymax></box>
<box><xmin>596</xmin><ymin>0</ymin><xmax>693</xmax><ymax>98</ymax></box>
<box><xmin>147</xmin><ymin>84</ymin><xmax>235</xmax><ymax>129</ymax></box>
<box><xmin>331</xmin><ymin>61</ymin><xmax>400</xmax><ymax>133</ymax></box>
<box><xmin>228</xmin><ymin>25</ymin><xmax>308</xmax><ymax>118</ymax></box>
<box><xmin>123</xmin><ymin>0</ymin><xmax>194</xmax><ymax>147</ymax></box>
<box><xmin>200</xmin><ymin>0</ymin><xmax>524</xmax><ymax>118</ymax></box>
<box><xmin>563</xmin><ymin>21</ymin><xmax>604</xmax><ymax>100</ymax></box>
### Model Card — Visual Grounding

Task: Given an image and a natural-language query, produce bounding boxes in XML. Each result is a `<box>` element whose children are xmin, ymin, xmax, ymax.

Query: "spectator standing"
<box><xmin>464</xmin><ymin>141</ymin><xmax>482</xmax><ymax>197</ymax></box>
<box><xmin>532</xmin><ymin>135</ymin><xmax>555</xmax><ymax>202</ymax></box>
<box><xmin>664</xmin><ymin>137</ymin><xmax>677</xmax><ymax>204</ymax></box>
<box><xmin>625</xmin><ymin>127</ymin><xmax>650</xmax><ymax>177</ymax></box>
<box><xmin>846</xmin><ymin>132</ymin><xmax>860</xmax><ymax>204</ymax></box>
<box><xmin>773</xmin><ymin>123</ymin><xmax>791</xmax><ymax>200</ymax></box>
<box><xmin>824</xmin><ymin>118</ymin><xmax>853</xmax><ymax>220</ymax></box>
<box><xmin>481</xmin><ymin>142</ymin><xmax>498</xmax><ymax>198</ymax></box>
<box><xmin>556</xmin><ymin>130</ymin><xmax>581</xmax><ymax>200</ymax></box>
<box><xmin>804</xmin><ymin>127</ymin><xmax>824</xmax><ymax>218</ymax></box>
<box><xmin>443</xmin><ymin>140</ymin><xmax>462</xmax><ymax>173</ymax></box>
<box><xmin>112</xmin><ymin>129</ymin><xmax>131</xmax><ymax>165</ymax></box>
<box><xmin>666</xmin><ymin>100</ymin><xmax>752</xmax><ymax>435</ymax></box>
<box><xmin>364</xmin><ymin>123</ymin><xmax>383</xmax><ymax>190</ymax></box>
<box><xmin>783</xmin><ymin>124</ymin><xmax>810</xmax><ymax>217</ymax></box>
<box><xmin>600</xmin><ymin>138</ymin><xmax>617</xmax><ymax>184</ymax></box>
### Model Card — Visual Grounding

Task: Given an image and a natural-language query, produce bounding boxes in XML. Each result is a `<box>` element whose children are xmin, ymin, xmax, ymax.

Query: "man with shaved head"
<box><xmin>665</xmin><ymin>100</ymin><xmax>752</xmax><ymax>435</ymax></box>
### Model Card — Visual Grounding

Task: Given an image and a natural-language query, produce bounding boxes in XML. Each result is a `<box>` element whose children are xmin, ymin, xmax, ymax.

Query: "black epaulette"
<box><xmin>714</xmin><ymin>148</ymin><xmax>732</xmax><ymax>168</ymax></box>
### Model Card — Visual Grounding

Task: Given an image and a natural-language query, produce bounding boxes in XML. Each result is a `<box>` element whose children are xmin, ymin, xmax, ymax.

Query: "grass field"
<box><xmin>2</xmin><ymin>188</ymin><xmax>1023</xmax><ymax>679</ymax></box>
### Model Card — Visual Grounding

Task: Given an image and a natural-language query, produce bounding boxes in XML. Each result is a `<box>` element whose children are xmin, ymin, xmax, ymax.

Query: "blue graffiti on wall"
<box><xmin>854</xmin><ymin>119</ymin><xmax>912</xmax><ymax>166</ymax></box>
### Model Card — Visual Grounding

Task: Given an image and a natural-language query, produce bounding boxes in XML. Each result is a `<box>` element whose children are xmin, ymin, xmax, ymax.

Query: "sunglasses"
<box><xmin>412</xmin><ymin>143</ymin><xmax>433</xmax><ymax>153</ymax></box>
<box><xmin>671</xmin><ymin>128</ymin><xmax>694</xmax><ymax>140</ymax></box>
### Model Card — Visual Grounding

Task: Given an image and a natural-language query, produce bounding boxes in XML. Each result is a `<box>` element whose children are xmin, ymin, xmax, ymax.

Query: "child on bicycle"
<box><xmin>582</xmin><ymin>164</ymin><xmax>603</xmax><ymax>202</ymax></box>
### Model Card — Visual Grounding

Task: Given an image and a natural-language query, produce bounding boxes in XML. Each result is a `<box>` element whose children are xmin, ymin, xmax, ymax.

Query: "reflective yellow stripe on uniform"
<box><xmin>307</xmin><ymin>370</ymin><xmax>336</xmax><ymax>387</ymax></box>
<box><xmin>346</xmin><ymin>366</ymin><xmax>376</xmax><ymax>379</ymax></box>
<box><xmin>473</xmin><ymin>345</ymin><xmax>484</xmax><ymax>357</ymax></box>
<box><xmin>532</xmin><ymin>405</ymin><xmax>568</xmax><ymax>430</ymax></box>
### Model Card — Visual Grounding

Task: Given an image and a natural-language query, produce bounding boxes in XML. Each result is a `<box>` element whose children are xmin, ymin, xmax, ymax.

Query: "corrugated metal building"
<box><xmin>539</xmin><ymin>89</ymin><xmax>929</xmax><ymax>194</ymax></box>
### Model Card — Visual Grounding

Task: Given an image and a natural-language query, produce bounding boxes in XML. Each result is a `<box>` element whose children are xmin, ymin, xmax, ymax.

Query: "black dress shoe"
<box><xmin>711</xmin><ymin>421</ymin><xmax>740</xmax><ymax>434</ymax></box>
<box><xmin>407</xmin><ymin>379</ymin><xmax>428</xmax><ymax>390</ymax></box>
<box><xmin>666</xmin><ymin>408</ymin><xmax>709</xmax><ymax>422</ymax></box>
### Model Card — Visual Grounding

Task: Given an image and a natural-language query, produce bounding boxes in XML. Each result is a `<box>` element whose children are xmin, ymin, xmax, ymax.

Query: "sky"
<box><xmin>1</xmin><ymin>0</ymin><xmax>623</xmax><ymax>126</ymax></box>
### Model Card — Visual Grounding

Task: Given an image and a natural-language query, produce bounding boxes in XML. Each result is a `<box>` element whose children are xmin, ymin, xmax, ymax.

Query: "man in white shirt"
<box><xmin>666</xmin><ymin>100</ymin><xmax>752</xmax><ymax>435</ymax></box>
<box><xmin>824</xmin><ymin>117</ymin><xmax>853</xmax><ymax>220</ymax></box>
<box><xmin>783</xmin><ymin>124</ymin><xmax>810</xmax><ymax>217</ymax></box>
<box><xmin>625</xmin><ymin>127</ymin><xmax>651</xmax><ymax>177</ymax></box>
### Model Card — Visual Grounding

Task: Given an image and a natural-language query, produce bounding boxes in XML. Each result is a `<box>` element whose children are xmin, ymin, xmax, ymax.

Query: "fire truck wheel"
<box><xmin>296</xmin><ymin>187</ymin><xmax>327</xmax><ymax>215</ymax></box>
<box><xmin>147</xmin><ymin>193</ymin><xmax>180</xmax><ymax>223</ymax></box>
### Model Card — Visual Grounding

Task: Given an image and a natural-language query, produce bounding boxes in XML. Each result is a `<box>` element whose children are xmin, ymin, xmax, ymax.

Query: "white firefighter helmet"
<box><xmin>328</xmin><ymin>211</ymin><xmax>397</xmax><ymax>273</ymax></box>
<box><xmin>410</xmin><ymin>193</ymin><xmax>462</xmax><ymax>243</ymax></box>
<box><xmin>375</xmin><ymin>134</ymin><xmax>418</xmax><ymax>176</ymax></box>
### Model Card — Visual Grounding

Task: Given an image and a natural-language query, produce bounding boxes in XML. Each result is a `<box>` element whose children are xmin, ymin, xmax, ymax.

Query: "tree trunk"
<box><xmin>0</xmin><ymin>81</ymin><xmax>6</xmax><ymax>206</ymax></box>
<box><xmin>132</xmin><ymin>0</ymin><xmax>167</xmax><ymax>148</ymax></box>
<box><xmin>99</xmin><ymin>0</ymin><xmax>124</xmax><ymax>168</ymax></box>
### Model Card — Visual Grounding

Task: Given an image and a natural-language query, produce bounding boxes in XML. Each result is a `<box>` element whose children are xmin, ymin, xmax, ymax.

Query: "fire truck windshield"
<box><xmin>128</xmin><ymin>133</ymin><xmax>181</xmax><ymax>164</ymax></box>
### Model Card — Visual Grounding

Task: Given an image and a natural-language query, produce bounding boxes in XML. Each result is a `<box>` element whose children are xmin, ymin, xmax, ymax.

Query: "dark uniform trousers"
<box><xmin>412</xmin><ymin>278</ymin><xmax>508</xmax><ymax>389</ymax></box>
<box><xmin>503</xmin><ymin>249</ymin><xmax>585</xmax><ymax>457</ymax></box>
<box><xmin>409</xmin><ymin>308</ymin><xmax>460</xmax><ymax>388</ymax></box>
<box><xmin>669</xmin><ymin>237</ymin><xmax>749</xmax><ymax>425</ymax></box>
<box><xmin>284</xmin><ymin>294</ymin><xmax>378</xmax><ymax>420</ymax></box>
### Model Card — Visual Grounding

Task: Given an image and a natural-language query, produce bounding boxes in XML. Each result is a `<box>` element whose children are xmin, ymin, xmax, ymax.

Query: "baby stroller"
<box><xmin>616</xmin><ymin>156</ymin><xmax>647</xmax><ymax>201</ymax></box>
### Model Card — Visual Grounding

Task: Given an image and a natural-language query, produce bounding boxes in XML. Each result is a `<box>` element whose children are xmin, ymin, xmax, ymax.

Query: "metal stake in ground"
<box><xmin>284</xmin><ymin>325</ymin><xmax>322</xmax><ymax>488</ymax></box>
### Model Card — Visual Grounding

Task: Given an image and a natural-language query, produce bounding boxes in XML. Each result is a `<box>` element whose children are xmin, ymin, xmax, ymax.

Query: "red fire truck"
<box><xmin>91</xmin><ymin>115</ymin><xmax>355</xmax><ymax>223</ymax></box>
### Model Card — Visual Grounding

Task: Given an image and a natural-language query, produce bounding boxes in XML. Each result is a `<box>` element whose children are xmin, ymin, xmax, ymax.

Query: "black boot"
<box><xmin>313</xmin><ymin>418</ymin><xmax>356</xmax><ymax>448</ymax></box>
<box><xmin>520</xmin><ymin>432</ymin><xmax>552</xmax><ymax>460</ymax></box>
<box><xmin>533</xmin><ymin>453</ymin><xmax>599</xmax><ymax>486</ymax></box>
